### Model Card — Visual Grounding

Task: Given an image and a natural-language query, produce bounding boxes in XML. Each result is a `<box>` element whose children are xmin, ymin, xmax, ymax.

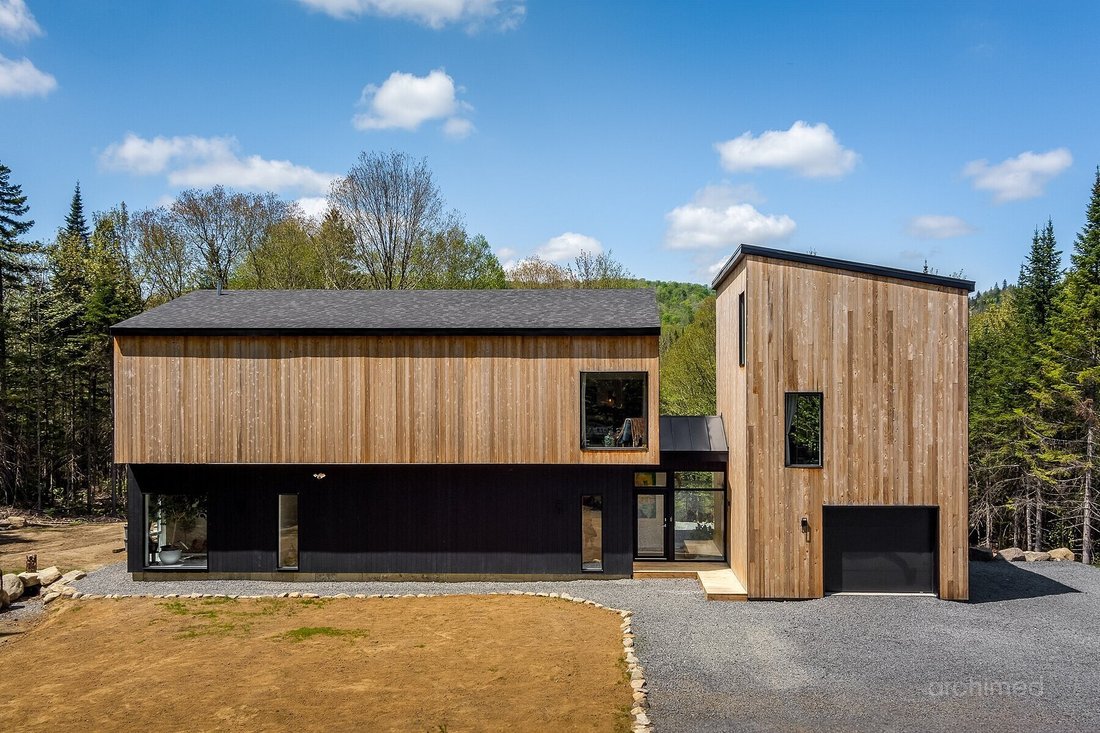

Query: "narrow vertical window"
<box><xmin>581</xmin><ymin>495</ymin><xmax>603</xmax><ymax>572</ymax></box>
<box><xmin>738</xmin><ymin>291</ymin><xmax>746</xmax><ymax>367</ymax></box>
<box><xmin>785</xmin><ymin>393</ymin><xmax>823</xmax><ymax>467</ymax></box>
<box><xmin>279</xmin><ymin>494</ymin><xmax>299</xmax><ymax>570</ymax></box>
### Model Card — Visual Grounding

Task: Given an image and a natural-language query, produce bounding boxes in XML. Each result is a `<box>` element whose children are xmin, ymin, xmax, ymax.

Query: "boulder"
<box><xmin>2</xmin><ymin>516</ymin><xmax>25</xmax><ymax>529</ymax></box>
<box><xmin>42</xmin><ymin>591</ymin><xmax>60</xmax><ymax>605</ymax></box>
<box><xmin>59</xmin><ymin>569</ymin><xmax>86</xmax><ymax>585</ymax></box>
<box><xmin>0</xmin><ymin>588</ymin><xmax>9</xmax><ymax>610</ymax></box>
<box><xmin>37</xmin><ymin>566</ymin><xmax>62</xmax><ymax>586</ymax></box>
<box><xmin>1049</xmin><ymin>547</ymin><xmax>1075</xmax><ymax>562</ymax></box>
<box><xmin>17</xmin><ymin>572</ymin><xmax>40</xmax><ymax>590</ymax></box>
<box><xmin>969</xmin><ymin>546</ymin><xmax>995</xmax><ymax>561</ymax></box>
<box><xmin>998</xmin><ymin>547</ymin><xmax>1027</xmax><ymax>562</ymax></box>
<box><xmin>1024</xmin><ymin>551</ymin><xmax>1052</xmax><ymax>562</ymax></box>
<box><xmin>1</xmin><ymin>573</ymin><xmax>24</xmax><ymax>603</ymax></box>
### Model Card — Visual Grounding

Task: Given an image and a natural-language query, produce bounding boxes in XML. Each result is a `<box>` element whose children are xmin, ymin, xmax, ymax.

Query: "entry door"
<box><xmin>635</xmin><ymin>492</ymin><xmax>667</xmax><ymax>558</ymax></box>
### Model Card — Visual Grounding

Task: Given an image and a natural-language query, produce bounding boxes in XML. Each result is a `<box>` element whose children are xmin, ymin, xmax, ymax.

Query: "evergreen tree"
<box><xmin>1039</xmin><ymin>167</ymin><xmax>1100</xmax><ymax>563</ymax></box>
<box><xmin>0</xmin><ymin>162</ymin><xmax>35</xmax><ymax>503</ymax></box>
<box><xmin>64</xmin><ymin>182</ymin><xmax>91</xmax><ymax>244</ymax></box>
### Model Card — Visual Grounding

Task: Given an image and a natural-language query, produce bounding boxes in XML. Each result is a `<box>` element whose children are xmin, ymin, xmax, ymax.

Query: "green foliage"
<box><xmin>646</xmin><ymin>280</ymin><xmax>713</xmax><ymax>326</ymax></box>
<box><xmin>417</xmin><ymin>228</ymin><xmax>506</xmax><ymax>289</ymax></box>
<box><xmin>64</xmin><ymin>182</ymin><xmax>90</xmax><ymax>244</ymax></box>
<box><xmin>660</xmin><ymin>296</ymin><xmax>716</xmax><ymax>415</ymax></box>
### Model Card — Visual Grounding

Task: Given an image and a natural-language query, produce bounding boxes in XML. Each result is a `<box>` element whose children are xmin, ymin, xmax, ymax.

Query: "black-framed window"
<box><xmin>785</xmin><ymin>392</ymin><xmax>823</xmax><ymax>467</ymax></box>
<box><xmin>144</xmin><ymin>493</ymin><xmax>209</xmax><ymax>569</ymax></box>
<box><xmin>581</xmin><ymin>494</ymin><xmax>603</xmax><ymax>572</ymax></box>
<box><xmin>581</xmin><ymin>372</ymin><xmax>648</xmax><ymax>449</ymax></box>
<box><xmin>278</xmin><ymin>494</ymin><xmax>299</xmax><ymax>570</ymax></box>
<box><xmin>738</xmin><ymin>291</ymin><xmax>746</xmax><ymax>367</ymax></box>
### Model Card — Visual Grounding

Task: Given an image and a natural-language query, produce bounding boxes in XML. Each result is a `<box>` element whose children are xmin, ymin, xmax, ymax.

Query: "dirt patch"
<box><xmin>0</xmin><ymin>521</ymin><xmax>124</xmax><ymax>574</ymax></box>
<box><xmin>0</xmin><ymin>595</ymin><xmax>632</xmax><ymax>732</ymax></box>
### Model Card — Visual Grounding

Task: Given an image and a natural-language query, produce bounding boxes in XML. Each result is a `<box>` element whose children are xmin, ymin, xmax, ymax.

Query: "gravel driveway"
<box><xmin>71</xmin><ymin>560</ymin><xmax>1098</xmax><ymax>732</ymax></box>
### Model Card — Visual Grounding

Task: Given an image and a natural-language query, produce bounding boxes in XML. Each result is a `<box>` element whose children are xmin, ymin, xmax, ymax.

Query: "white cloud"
<box><xmin>715</xmin><ymin>121</ymin><xmax>859</xmax><ymax>178</ymax></box>
<box><xmin>0</xmin><ymin>0</ymin><xmax>41</xmax><ymax>42</ymax></box>
<box><xmin>664</xmin><ymin>184</ymin><xmax>796</xmax><ymax>249</ymax></box>
<box><xmin>963</xmin><ymin>148</ymin><xmax>1072</xmax><ymax>203</ymax></box>
<box><xmin>536</xmin><ymin>232</ymin><xmax>602</xmax><ymax>262</ymax></box>
<box><xmin>296</xmin><ymin>0</ymin><xmax>525</xmax><ymax>30</ymax></box>
<box><xmin>295</xmin><ymin>196</ymin><xmax>330</xmax><ymax>220</ymax></box>
<box><xmin>906</xmin><ymin>215</ymin><xmax>975</xmax><ymax>240</ymax></box>
<box><xmin>99</xmin><ymin>133</ymin><xmax>337</xmax><ymax>195</ymax></box>
<box><xmin>0</xmin><ymin>53</ymin><xmax>55</xmax><ymax>97</ymax></box>
<box><xmin>495</xmin><ymin>246</ymin><xmax>517</xmax><ymax>269</ymax></box>
<box><xmin>353</xmin><ymin>68</ymin><xmax>473</xmax><ymax>137</ymax></box>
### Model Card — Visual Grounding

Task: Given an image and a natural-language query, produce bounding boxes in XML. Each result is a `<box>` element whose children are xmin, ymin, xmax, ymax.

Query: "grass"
<box><xmin>280</xmin><ymin>626</ymin><xmax>370</xmax><ymax>642</ymax></box>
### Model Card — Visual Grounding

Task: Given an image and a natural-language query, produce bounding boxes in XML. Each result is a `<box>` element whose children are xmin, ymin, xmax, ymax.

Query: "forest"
<box><xmin>1</xmin><ymin>149</ymin><xmax>1098</xmax><ymax>565</ymax></box>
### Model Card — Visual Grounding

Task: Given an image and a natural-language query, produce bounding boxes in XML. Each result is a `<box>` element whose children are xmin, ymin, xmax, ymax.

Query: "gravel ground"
<box><xmin>70</xmin><ymin>560</ymin><xmax>1099</xmax><ymax>732</ymax></box>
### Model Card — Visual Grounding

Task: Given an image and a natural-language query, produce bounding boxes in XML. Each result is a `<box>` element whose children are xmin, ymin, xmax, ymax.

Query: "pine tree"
<box><xmin>0</xmin><ymin>162</ymin><xmax>35</xmax><ymax>503</ymax></box>
<box><xmin>1040</xmin><ymin>166</ymin><xmax>1100</xmax><ymax>564</ymax></box>
<box><xmin>64</xmin><ymin>182</ymin><xmax>90</xmax><ymax>244</ymax></box>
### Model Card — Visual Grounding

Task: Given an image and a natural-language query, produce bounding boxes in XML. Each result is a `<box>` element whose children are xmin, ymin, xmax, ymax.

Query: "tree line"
<box><xmin>970</xmin><ymin>167</ymin><xmax>1100</xmax><ymax>563</ymax></box>
<box><xmin>0</xmin><ymin>150</ymin><xmax>710</xmax><ymax>515</ymax></box>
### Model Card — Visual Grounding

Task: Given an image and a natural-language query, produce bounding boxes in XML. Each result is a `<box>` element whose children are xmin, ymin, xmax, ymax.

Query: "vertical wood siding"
<box><xmin>114</xmin><ymin>334</ymin><xmax>660</xmax><ymax>466</ymax></box>
<box><xmin>715</xmin><ymin>266</ymin><xmax>749</xmax><ymax>587</ymax></box>
<box><xmin>716</xmin><ymin>256</ymin><xmax>969</xmax><ymax>600</ymax></box>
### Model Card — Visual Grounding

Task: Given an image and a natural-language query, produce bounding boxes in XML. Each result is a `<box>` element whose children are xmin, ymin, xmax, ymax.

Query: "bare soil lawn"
<box><xmin>0</xmin><ymin>595</ymin><xmax>632</xmax><ymax>732</ymax></box>
<box><xmin>0</xmin><ymin>520</ymin><xmax>125</xmax><ymax>574</ymax></box>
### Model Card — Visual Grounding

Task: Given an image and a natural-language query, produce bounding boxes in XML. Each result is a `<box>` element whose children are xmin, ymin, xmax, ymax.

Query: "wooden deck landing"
<box><xmin>632</xmin><ymin>561</ymin><xmax>748</xmax><ymax>601</ymax></box>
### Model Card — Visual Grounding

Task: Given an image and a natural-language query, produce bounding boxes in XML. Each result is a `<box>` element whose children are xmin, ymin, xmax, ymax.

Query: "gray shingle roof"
<box><xmin>659</xmin><ymin>416</ymin><xmax>728</xmax><ymax>454</ymax></box>
<box><xmin>111</xmin><ymin>288</ymin><xmax>661</xmax><ymax>334</ymax></box>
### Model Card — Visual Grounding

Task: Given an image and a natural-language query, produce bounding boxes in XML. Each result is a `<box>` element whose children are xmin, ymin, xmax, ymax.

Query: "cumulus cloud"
<box><xmin>295</xmin><ymin>196</ymin><xmax>331</xmax><ymax>220</ymax></box>
<box><xmin>99</xmin><ymin>133</ymin><xmax>336</xmax><ymax>195</ymax></box>
<box><xmin>495</xmin><ymin>246</ymin><xmax>517</xmax><ymax>269</ymax></box>
<box><xmin>353</xmin><ymin>68</ymin><xmax>473</xmax><ymax>137</ymax></box>
<box><xmin>0</xmin><ymin>0</ymin><xmax>41</xmax><ymax>42</ymax></box>
<box><xmin>536</xmin><ymin>232</ymin><xmax>602</xmax><ymax>262</ymax></box>
<box><xmin>664</xmin><ymin>183</ymin><xmax>796</xmax><ymax>249</ymax></box>
<box><xmin>963</xmin><ymin>148</ymin><xmax>1072</xmax><ymax>203</ymax></box>
<box><xmin>0</xmin><ymin>53</ymin><xmax>55</xmax><ymax>97</ymax></box>
<box><xmin>906</xmin><ymin>215</ymin><xmax>975</xmax><ymax>240</ymax></box>
<box><xmin>296</xmin><ymin>0</ymin><xmax>525</xmax><ymax>30</ymax></box>
<box><xmin>715</xmin><ymin>121</ymin><xmax>859</xmax><ymax>178</ymax></box>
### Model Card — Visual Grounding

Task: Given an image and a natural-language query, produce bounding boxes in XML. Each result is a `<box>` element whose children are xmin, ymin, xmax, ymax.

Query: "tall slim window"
<box><xmin>582</xmin><ymin>372</ymin><xmax>648</xmax><ymax>449</ymax></box>
<box><xmin>581</xmin><ymin>495</ymin><xmax>603</xmax><ymax>572</ymax></box>
<box><xmin>738</xmin><ymin>291</ymin><xmax>746</xmax><ymax>367</ymax></box>
<box><xmin>785</xmin><ymin>392</ymin><xmax>823</xmax><ymax>467</ymax></box>
<box><xmin>279</xmin><ymin>494</ymin><xmax>299</xmax><ymax>570</ymax></box>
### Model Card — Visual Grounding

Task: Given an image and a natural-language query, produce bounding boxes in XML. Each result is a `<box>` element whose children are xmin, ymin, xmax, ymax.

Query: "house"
<box><xmin>112</xmin><ymin>245</ymin><xmax>973</xmax><ymax>600</ymax></box>
<box><xmin>711</xmin><ymin>245</ymin><xmax>973</xmax><ymax>601</ymax></box>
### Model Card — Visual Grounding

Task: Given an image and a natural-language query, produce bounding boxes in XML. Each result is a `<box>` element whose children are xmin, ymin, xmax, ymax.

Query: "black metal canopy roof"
<box><xmin>659</xmin><ymin>415</ymin><xmax>728</xmax><ymax>455</ymax></box>
<box><xmin>709</xmin><ymin>244</ymin><xmax>976</xmax><ymax>292</ymax></box>
<box><xmin>111</xmin><ymin>288</ymin><xmax>661</xmax><ymax>335</ymax></box>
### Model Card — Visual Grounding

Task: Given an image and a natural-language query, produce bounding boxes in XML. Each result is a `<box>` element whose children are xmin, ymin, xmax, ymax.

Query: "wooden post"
<box><xmin>26</xmin><ymin>553</ymin><xmax>37</xmax><ymax>572</ymax></box>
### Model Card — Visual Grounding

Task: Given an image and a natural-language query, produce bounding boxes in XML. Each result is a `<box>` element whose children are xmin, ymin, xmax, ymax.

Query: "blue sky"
<box><xmin>2</xmin><ymin>0</ymin><xmax>1098</xmax><ymax>289</ymax></box>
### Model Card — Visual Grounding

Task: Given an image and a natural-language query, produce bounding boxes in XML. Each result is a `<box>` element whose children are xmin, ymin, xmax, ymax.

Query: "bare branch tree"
<box><xmin>133</xmin><ymin>207</ymin><xmax>196</xmax><ymax>303</ymax></box>
<box><xmin>330</xmin><ymin>151</ymin><xmax>444</xmax><ymax>289</ymax></box>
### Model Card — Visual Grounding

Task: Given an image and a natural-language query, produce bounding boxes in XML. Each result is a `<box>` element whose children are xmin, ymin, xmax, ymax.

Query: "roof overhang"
<box><xmin>710</xmin><ymin>244</ymin><xmax>976</xmax><ymax>293</ymax></box>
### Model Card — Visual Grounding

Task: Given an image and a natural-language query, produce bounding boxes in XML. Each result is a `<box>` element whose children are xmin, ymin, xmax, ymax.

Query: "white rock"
<box><xmin>17</xmin><ymin>572</ymin><xmax>40</xmax><ymax>589</ymax></box>
<box><xmin>37</xmin><ymin>566</ymin><xmax>62</xmax><ymax>586</ymax></box>
<box><xmin>2</xmin><ymin>573</ymin><xmax>24</xmax><ymax>602</ymax></box>
<box><xmin>42</xmin><ymin>591</ymin><xmax>60</xmax><ymax>604</ymax></box>
<box><xmin>59</xmin><ymin>569</ymin><xmax>87</xmax><ymax>584</ymax></box>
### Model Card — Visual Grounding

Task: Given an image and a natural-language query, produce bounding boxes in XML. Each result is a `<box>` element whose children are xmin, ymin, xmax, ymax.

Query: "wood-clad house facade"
<box><xmin>115</xmin><ymin>289</ymin><xmax>667</xmax><ymax>579</ymax></box>
<box><xmin>114</xmin><ymin>247</ymin><xmax>972</xmax><ymax>599</ymax></box>
<box><xmin>712</xmin><ymin>245</ymin><xmax>973</xmax><ymax>601</ymax></box>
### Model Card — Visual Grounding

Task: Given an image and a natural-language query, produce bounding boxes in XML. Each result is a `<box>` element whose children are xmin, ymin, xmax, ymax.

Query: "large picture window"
<box><xmin>582</xmin><ymin>372</ymin><xmax>648</xmax><ymax>449</ymax></box>
<box><xmin>144</xmin><ymin>494</ymin><xmax>208</xmax><ymax>569</ymax></box>
<box><xmin>785</xmin><ymin>392</ymin><xmax>823</xmax><ymax>467</ymax></box>
<box><xmin>673</xmin><ymin>471</ymin><xmax>726</xmax><ymax>561</ymax></box>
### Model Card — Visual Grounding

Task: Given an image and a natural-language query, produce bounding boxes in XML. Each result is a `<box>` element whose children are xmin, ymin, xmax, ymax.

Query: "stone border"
<box><xmin>42</xmin><ymin>587</ymin><xmax>654</xmax><ymax>732</ymax></box>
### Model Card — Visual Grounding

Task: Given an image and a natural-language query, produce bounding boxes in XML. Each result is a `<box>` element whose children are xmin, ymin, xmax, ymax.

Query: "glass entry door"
<box><xmin>635</xmin><ymin>492</ymin><xmax>667</xmax><ymax>558</ymax></box>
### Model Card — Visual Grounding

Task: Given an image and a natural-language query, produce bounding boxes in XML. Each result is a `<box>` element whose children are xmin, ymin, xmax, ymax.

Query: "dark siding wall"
<box><xmin>128</xmin><ymin>464</ymin><xmax>633</xmax><ymax>576</ymax></box>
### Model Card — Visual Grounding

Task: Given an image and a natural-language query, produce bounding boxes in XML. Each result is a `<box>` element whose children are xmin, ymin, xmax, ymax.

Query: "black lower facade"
<box><xmin>126</xmin><ymin>463</ymin><xmax>636</xmax><ymax>579</ymax></box>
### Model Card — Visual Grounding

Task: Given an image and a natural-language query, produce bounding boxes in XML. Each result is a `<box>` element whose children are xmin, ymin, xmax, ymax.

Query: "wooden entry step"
<box><xmin>632</xmin><ymin>561</ymin><xmax>748</xmax><ymax>601</ymax></box>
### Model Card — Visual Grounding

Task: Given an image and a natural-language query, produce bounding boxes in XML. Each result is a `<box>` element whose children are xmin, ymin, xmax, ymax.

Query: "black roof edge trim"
<box><xmin>110</xmin><ymin>326</ymin><xmax>663</xmax><ymax>337</ymax></box>
<box><xmin>710</xmin><ymin>244</ymin><xmax>976</xmax><ymax>292</ymax></box>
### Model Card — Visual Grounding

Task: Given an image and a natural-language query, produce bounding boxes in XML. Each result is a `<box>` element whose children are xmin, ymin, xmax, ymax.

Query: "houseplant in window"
<box><xmin>155</xmin><ymin>495</ymin><xmax>206</xmax><ymax>565</ymax></box>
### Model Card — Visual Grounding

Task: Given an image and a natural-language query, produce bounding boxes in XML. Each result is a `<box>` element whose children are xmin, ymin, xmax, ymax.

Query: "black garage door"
<box><xmin>823</xmin><ymin>506</ymin><xmax>937</xmax><ymax>593</ymax></box>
